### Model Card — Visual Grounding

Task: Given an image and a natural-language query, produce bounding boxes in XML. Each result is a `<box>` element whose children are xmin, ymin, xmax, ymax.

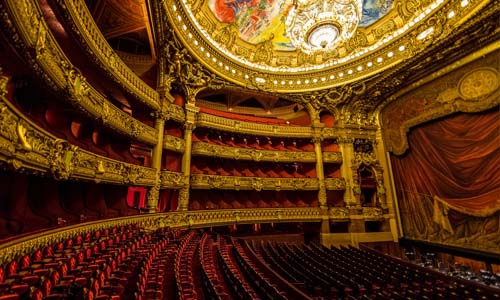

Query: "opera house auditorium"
<box><xmin>0</xmin><ymin>0</ymin><xmax>498</xmax><ymax>299</ymax></box>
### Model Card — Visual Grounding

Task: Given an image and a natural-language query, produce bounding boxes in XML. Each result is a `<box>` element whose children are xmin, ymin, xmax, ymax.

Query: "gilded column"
<box><xmin>146</xmin><ymin>107</ymin><xmax>169</xmax><ymax>212</ymax></box>
<box><xmin>177</xmin><ymin>103</ymin><xmax>199</xmax><ymax>211</ymax></box>
<box><xmin>312</xmin><ymin>124</ymin><xmax>327</xmax><ymax>208</ymax></box>
<box><xmin>338</xmin><ymin>137</ymin><xmax>359</xmax><ymax>207</ymax></box>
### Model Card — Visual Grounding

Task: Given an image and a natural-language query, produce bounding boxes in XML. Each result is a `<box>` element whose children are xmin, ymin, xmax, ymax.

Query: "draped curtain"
<box><xmin>391</xmin><ymin>109</ymin><xmax>500</xmax><ymax>225</ymax></box>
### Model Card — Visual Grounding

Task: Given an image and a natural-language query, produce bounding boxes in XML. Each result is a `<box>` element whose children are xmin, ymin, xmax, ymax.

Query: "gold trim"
<box><xmin>0</xmin><ymin>94</ymin><xmax>156</xmax><ymax>185</ymax></box>
<box><xmin>192</xmin><ymin>142</ymin><xmax>323</xmax><ymax>163</ymax></box>
<box><xmin>164</xmin><ymin>135</ymin><xmax>186</xmax><ymax>153</ymax></box>
<box><xmin>0</xmin><ymin>206</ymin><xmax>397</xmax><ymax>265</ymax></box>
<box><xmin>0</xmin><ymin>0</ymin><xmax>158</xmax><ymax>145</ymax></box>
<box><xmin>52</xmin><ymin>0</ymin><xmax>160</xmax><ymax>109</ymax></box>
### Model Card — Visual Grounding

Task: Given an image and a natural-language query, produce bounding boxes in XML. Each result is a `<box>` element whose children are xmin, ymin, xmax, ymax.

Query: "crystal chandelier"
<box><xmin>285</xmin><ymin>0</ymin><xmax>363</xmax><ymax>54</ymax></box>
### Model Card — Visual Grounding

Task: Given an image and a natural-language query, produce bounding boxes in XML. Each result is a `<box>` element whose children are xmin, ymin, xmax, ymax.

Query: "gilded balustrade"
<box><xmin>52</xmin><ymin>0</ymin><xmax>160</xmax><ymax>110</ymax></box>
<box><xmin>324</xmin><ymin>178</ymin><xmax>347</xmax><ymax>191</ymax></box>
<box><xmin>0</xmin><ymin>207</ymin><xmax>324</xmax><ymax>265</ymax></box>
<box><xmin>196</xmin><ymin>113</ymin><xmax>313</xmax><ymax>138</ymax></box>
<box><xmin>191</xmin><ymin>142</ymin><xmax>318</xmax><ymax>163</ymax></box>
<box><xmin>166</xmin><ymin>104</ymin><xmax>187</xmax><ymax>123</ymax></box>
<box><xmin>322</xmin><ymin>152</ymin><xmax>343</xmax><ymax>163</ymax></box>
<box><xmin>0</xmin><ymin>206</ymin><xmax>393</xmax><ymax>266</ymax></box>
<box><xmin>160</xmin><ymin>171</ymin><xmax>186</xmax><ymax>189</ymax></box>
<box><xmin>0</xmin><ymin>0</ymin><xmax>158</xmax><ymax>145</ymax></box>
<box><xmin>190</xmin><ymin>174</ymin><xmax>345</xmax><ymax>191</ymax></box>
<box><xmin>0</xmin><ymin>92</ymin><xmax>156</xmax><ymax>185</ymax></box>
<box><xmin>163</xmin><ymin>135</ymin><xmax>186</xmax><ymax>153</ymax></box>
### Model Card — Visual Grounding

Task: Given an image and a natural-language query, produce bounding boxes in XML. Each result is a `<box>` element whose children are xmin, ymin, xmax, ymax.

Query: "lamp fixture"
<box><xmin>286</xmin><ymin>0</ymin><xmax>363</xmax><ymax>54</ymax></box>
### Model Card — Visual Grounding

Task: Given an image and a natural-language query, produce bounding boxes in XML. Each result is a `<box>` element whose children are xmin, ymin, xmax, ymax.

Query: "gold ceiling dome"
<box><xmin>163</xmin><ymin>0</ymin><xmax>490</xmax><ymax>92</ymax></box>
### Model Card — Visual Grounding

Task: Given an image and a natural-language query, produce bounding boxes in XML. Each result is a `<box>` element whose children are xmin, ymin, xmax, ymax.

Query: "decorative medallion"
<box><xmin>458</xmin><ymin>68</ymin><xmax>499</xmax><ymax>100</ymax></box>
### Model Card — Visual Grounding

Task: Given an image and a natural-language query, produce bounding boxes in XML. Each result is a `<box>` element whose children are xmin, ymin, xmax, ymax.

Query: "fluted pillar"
<box><xmin>177</xmin><ymin>103</ymin><xmax>199</xmax><ymax>211</ymax></box>
<box><xmin>146</xmin><ymin>109</ymin><xmax>168</xmax><ymax>212</ymax></box>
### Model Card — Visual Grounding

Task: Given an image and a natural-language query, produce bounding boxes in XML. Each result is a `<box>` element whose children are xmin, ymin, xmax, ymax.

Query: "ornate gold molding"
<box><xmin>381</xmin><ymin>55</ymin><xmax>500</xmax><ymax>155</ymax></box>
<box><xmin>189</xmin><ymin>174</ymin><xmax>346</xmax><ymax>191</ymax></box>
<box><xmin>0</xmin><ymin>204</ymin><xmax>397</xmax><ymax>265</ymax></box>
<box><xmin>52</xmin><ymin>0</ymin><xmax>160</xmax><ymax>110</ymax></box>
<box><xmin>0</xmin><ymin>94</ymin><xmax>156</xmax><ymax>185</ymax></box>
<box><xmin>190</xmin><ymin>174</ymin><xmax>322</xmax><ymax>191</ymax></box>
<box><xmin>0</xmin><ymin>207</ymin><xmax>324</xmax><ymax>265</ymax></box>
<box><xmin>324</xmin><ymin>178</ymin><xmax>347</xmax><ymax>191</ymax></box>
<box><xmin>191</xmin><ymin>142</ymin><xmax>319</xmax><ymax>163</ymax></box>
<box><xmin>322</xmin><ymin>152</ymin><xmax>343</xmax><ymax>164</ymax></box>
<box><xmin>0</xmin><ymin>0</ymin><xmax>158</xmax><ymax>145</ymax></box>
<box><xmin>163</xmin><ymin>135</ymin><xmax>186</xmax><ymax>153</ymax></box>
<box><xmin>196</xmin><ymin>112</ymin><xmax>313</xmax><ymax>137</ymax></box>
<box><xmin>163</xmin><ymin>0</ymin><xmax>490</xmax><ymax>92</ymax></box>
<box><xmin>160</xmin><ymin>170</ymin><xmax>186</xmax><ymax>189</ymax></box>
<box><xmin>166</xmin><ymin>103</ymin><xmax>186</xmax><ymax>123</ymax></box>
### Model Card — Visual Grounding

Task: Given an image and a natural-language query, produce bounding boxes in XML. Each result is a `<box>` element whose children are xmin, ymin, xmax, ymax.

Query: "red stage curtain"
<box><xmin>391</xmin><ymin>109</ymin><xmax>500</xmax><ymax>219</ymax></box>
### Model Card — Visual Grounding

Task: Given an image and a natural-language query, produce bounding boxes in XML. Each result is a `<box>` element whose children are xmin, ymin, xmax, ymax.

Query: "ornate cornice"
<box><xmin>369</xmin><ymin>2</ymin><xmax>500</xmax><ymax>113</ymax></box>
<box><xmin>163</xmin><ymin>135</ymin><xmax>186</xmax><ymax>153</ymax></box>
<box><xmin>0</xmin><ymin>0</ymin><xmax>158</xmax><ymax>145</ymax></box>
<box><xmin>51</xmin><ymin>0</ymin><xmax>160</xmax><ymax>110</ymax></box>
<box><xmin>191</xmin><ymin>142</ymin><xmax>318</xmax><ymax>163</ymax></box>
<box><xmin>0</xmin><ymin>94</ymin><xmax>156</xmax><ymax>185</ymax></box>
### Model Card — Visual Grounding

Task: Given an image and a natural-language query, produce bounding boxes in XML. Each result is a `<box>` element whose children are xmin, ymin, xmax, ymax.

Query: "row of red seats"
<box><xmin>192</xmin><ymin>130</ymin><xmax>319</xmax><ymax>152</ymax></box>
<box><xmin>198</xmin><ymin>234</ymin><xmax>231</xmax><ymax>300</ymax></box>
<box><xmin>230</xmin><ymin>238</ymin><xmax>288</xmax><ymax>300</ymax></box>
<box><xmin>134</xmin><ymin>231</ymin><xmax>173</xmax><ymax>300</ymax></box>
<box><xmin>0</xmin><ymin>225</ymin><xmax>178</xmax><ymax>300</ymax></box>
<box><xmin>257</xmin><ymin>240</ymin><xmax>338</xmax><ymax>298</ymax></box>
<box><xmin>191</xmin><ymin>160</ymin><xmax>316</xmax><ymax>178</ymax></box>
<box><xmin>255</xmin><ymin>240</ymin><xmax>500</xmax><ymax>300</ymax></box>
<box><xmin>215</xmin><ymin>236</ymin><xmax>257</xmax><ymax>300</ymax></box>
<box><xmin>174</xmin><ymin>231</ymin><xmax>201</xmax><ymax>300</ymax></box>
<box><xmin>0</xmin><ymin>225</ymin><xmax>137</xmax><ymax>299</ymax></box>
<box><xmin>356</xmin><ymin>245</ymin><xmax>499</xmax><ymax>300</ymax></box>
<box><xmin>189</xmin><ymin>190</ymin><xmax>318</xmax><ymax>211</ymax></box>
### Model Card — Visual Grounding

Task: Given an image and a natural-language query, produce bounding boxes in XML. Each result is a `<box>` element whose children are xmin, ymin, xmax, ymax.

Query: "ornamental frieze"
<box><xmin>166</xmin><ymin>104</ymin><xmax>187</xmax><ymax>123</ymax></box>
<box><xmin>0</xmin><ymin>0</ymin><xmax>158</xmax><ymax>146</ymax></box>
<box><xmin>324</xmin><ymin>178</ymin><xmax>347</xmax><ymax>191</ymax></box>
<box><xmin>164</xmin><ymin>135</ymin><xmax>186</xmax><ymax>153</ymax></box>
<box><xmin>160</xmin><ymin>171</ymin><xmax>185</xmax><ymax>189</ymax></box>
<box><xmin>322</xmin><ymin>152</ymin><xmax>343</xmax><ymax>164</ymax></box>
<box><xmin>190</xmin><ymin>174</ymin><xmax>320</xmax><ymax>191</ymax></box>
<box><xmin>362</xmin><ymin>207</ymin><xmax>385</xmax><ymax>219</ymax></box>
<box><xmin>0</xmin><ymin>95</ymin><xmax>156</xmax><ymax>186</ymax></box>
<box><xmin>191</xmin><ymin>142</ymin><xmax>317</xmax><ymax>163</ymax></box>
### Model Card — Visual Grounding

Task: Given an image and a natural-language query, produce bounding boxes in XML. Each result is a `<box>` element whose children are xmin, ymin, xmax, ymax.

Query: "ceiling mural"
<box><xmin>208</xmin><ymin>0</ymin><xmax>394</xmax><ymax>52</ymax></box>
<box><xmin>164</xmin><ymin>0</ymin><xmax>493</xmax><ymax>92</ymax></box>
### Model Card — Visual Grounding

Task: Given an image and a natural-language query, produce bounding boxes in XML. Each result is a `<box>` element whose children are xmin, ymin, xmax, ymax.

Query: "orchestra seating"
<box><xmin>2</xmin><ymin>229</ymin><xmax>498</xmax><ymax>300</ymax></box>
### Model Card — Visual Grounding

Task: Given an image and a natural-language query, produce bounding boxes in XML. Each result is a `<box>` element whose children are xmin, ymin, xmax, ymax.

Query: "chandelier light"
<box><xmin>286</xmin><ymin>0</ymin><xmax>363</xmax><ymax>54</ymax></box>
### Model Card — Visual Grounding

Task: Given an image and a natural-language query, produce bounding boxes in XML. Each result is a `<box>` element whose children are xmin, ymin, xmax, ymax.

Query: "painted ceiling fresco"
<box><xmin>208</xmin><ymin>0</ymin><xmax>394</xmax><ymax>51</ymax></box>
